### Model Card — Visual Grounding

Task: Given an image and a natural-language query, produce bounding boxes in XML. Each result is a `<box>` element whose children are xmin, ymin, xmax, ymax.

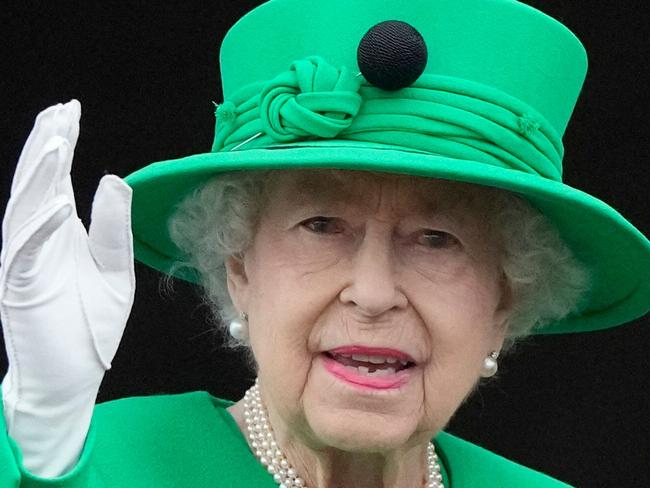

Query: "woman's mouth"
<box><xmin>321</xmin><ymin>347</ymin><xmax>417</xmax><ymax>390</ymax></box>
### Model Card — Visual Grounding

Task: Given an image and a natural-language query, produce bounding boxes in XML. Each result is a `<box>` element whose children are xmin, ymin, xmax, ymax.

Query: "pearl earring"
<box><xmin>229</xmin><ymin>312</ymin><xmax>249</xmax><ymax>341</ymax></box>
<box><xmin>480</xmin><ymin>351</ymin><xmax>500</xmax><ymax>378</ymax></box>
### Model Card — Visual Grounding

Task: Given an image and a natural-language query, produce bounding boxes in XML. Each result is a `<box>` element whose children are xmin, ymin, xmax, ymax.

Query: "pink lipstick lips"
<box><xmin>322</xmin><ymin>345</ymin><xmax>416</xmax><ymax>390</ymax></box>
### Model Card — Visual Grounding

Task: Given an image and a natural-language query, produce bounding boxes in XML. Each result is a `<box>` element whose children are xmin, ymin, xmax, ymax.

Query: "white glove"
<box><xmin>0</xmin><ymin>100</ymin><xmax>135</xmax><ymax>477</ymax></box>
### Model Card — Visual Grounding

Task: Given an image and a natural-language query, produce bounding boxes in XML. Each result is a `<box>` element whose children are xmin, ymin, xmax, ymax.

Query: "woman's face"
<box><xmin>227</xmin><ymin>170</ymin><xmax>511</xmax><ymax>453</ymax></box>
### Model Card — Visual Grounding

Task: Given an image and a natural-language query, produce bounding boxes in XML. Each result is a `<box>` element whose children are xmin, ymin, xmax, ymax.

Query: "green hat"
<box><xmin>124</xmin><ymin>0</ymin><xmax>650</xmax><ymax>335</ymax></box>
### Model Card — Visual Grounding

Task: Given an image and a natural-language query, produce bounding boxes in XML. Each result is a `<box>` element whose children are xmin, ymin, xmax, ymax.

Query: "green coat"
<box><xmin>0</xmin><ymin>389</ymin><xmax>573</xmax><ymax>487</ymax></box>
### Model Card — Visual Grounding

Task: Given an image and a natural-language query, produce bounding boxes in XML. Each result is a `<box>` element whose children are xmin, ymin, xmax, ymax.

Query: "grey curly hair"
<box><xmin>162</xmin><ymin>169</ymin><xmax>591</xmax><ymax>356</ymax></box>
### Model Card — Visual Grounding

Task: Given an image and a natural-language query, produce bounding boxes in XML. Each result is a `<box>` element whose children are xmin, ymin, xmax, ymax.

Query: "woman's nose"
<box><xmin>339</xmin><ymin>230</ymin><xmax>408</xmax><ymax>317</ymax></box>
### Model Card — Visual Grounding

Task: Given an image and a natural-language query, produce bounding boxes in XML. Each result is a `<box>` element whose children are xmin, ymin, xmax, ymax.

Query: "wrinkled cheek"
<box><xmin>253</xmin><ymin>328</ymin><xmax>310</xmax><ymax>380</ymax></box>
<box><xmin>255</xmin><ymin>344</ymin><xmax>314</xmax><ymax>423</ymax></box>
<box><xmin>421</xmin><ymin>358</ymin><xmax>479</xmax><ymax>429</ymax></box>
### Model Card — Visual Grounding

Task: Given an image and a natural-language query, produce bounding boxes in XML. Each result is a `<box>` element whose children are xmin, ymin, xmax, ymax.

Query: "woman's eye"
<box><xmin>418</xmin><ymin>230</ymin><xmax>459</xmax><ymax>249</ymax></box>
<box><xmin>301</xmin><ymin>217</ymin><xmax>343</xmax><ymax>234</ymax></box>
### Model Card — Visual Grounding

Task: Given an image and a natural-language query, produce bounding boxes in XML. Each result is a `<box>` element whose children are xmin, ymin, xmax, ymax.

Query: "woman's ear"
<box><xmin>226</xmin><ymin>253</ymin><xmax>250</xmax><ymax>312</ymax></box>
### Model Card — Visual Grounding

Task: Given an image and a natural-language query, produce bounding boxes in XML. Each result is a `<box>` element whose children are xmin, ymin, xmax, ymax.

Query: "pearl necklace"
<box><xmin>243</xmin><ymin>380</ymin><xmax>445</xmax><ymax>488</ymax></box>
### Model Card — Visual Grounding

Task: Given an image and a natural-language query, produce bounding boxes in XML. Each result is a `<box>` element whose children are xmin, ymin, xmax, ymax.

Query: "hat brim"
<box><xmin>124</xmin><ymin>139</ymin><xmax>650</xmax><ymax>335</ymax></box>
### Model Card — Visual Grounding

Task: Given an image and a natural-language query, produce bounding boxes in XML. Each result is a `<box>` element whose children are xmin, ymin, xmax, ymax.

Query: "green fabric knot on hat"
<box><xmin>517</xmin><ymin>113</ymin><xmax>541</xmax><ymax>136</ymax></box>
<box><xmin>216</xmin><ymin>101</ymin><xmax>237</xmax><ymax>123</ymax></box>
<box><xmin>258</xmin><ymin>55</ymin><xmax>363</xmax><ymax>142</ymax></box>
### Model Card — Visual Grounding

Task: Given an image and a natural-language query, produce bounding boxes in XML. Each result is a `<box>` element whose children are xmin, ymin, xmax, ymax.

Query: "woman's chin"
<box><xmin>302</xmin><ymin>406</ymin><xmax>424</xmax><ymax>453</ymax></box>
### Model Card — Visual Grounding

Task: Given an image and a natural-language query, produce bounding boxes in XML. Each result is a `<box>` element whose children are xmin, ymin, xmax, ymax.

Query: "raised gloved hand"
<box><xmin>0</xmin><ymin>100</ymin><xmax>135</xmax><ymax>477</ymax></box>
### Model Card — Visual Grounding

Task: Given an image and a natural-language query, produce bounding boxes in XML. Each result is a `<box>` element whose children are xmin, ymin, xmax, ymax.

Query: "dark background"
<box><xmin>1</xmin><ymin>1</ymin><xmax>648</xmax><ymax>486</ymax></box>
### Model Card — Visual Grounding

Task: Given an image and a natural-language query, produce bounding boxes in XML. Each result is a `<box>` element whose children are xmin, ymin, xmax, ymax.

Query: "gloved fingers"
<box><xmin>87</xmin><ymin>175</ymin><xmax>134</xmax><ymax>275</ymax></box>
<box><xmin>51</xmin><ymin>107</ymin><xmax>81</xmax><ymax>220</ymax></box>
<box><xmin>3</xmin><ymin>137</ymin><xmax>71</xmax><ymax>251</ymax></box>
<box><xmin>3</xmin><ymin>100</ymin><xmax>80</xmax><ymax>257</ymax></box>
<box><xmin>0</xmin><ymin>195</ymin><xmax>73</xmax><ymax>292</ymax></box>
<box><xmin>55</xmin><ymin>167</ymin><xmax>79</xmax><ymax>223</ymax></box>
<box><xmin>10</xmin><ymin>100</ymin><xmax>80</xmax><ymax>198</ymax></box>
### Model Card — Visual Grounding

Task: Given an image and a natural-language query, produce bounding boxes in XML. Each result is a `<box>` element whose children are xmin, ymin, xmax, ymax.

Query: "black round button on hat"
<box><xmin>357</xmin><ymin>20</ymin><xmax>428</xmax><ymax>91</ymax></box>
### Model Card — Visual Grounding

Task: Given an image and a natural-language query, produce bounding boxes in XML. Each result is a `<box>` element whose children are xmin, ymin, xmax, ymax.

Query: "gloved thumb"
<box><xmin>87</xmin><ymin>175</ymin><xmax>134</xmax><ymax>273</ymax></box>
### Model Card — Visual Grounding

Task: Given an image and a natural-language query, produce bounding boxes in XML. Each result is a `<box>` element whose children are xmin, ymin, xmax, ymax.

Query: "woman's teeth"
<box><xmin>328</xmin><ymin>352</ymin><xmax>412</xmax><ymax>374</ymax></box>
<box><xmin>347</xmin><ymin>365</ymin><xmax>398</xmax><ymax>376</ymax></box>
<box><xmin>356</xmin><ymin>354</ymin><xmax>399</xmax><ymax>364</ymax></box>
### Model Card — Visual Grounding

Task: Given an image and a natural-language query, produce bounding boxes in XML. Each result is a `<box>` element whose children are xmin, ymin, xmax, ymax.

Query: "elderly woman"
<box><xmin>1</xmin><ymin>0</ymin><xmax>649</xmax><ymax>487</ymax></box>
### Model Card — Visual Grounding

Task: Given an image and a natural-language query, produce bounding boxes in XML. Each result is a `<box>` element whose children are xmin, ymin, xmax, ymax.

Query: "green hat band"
<box><xmin>212</xmin><ymin>55</ymin><xmax>563</xmax><ymax>181</ymax></box>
